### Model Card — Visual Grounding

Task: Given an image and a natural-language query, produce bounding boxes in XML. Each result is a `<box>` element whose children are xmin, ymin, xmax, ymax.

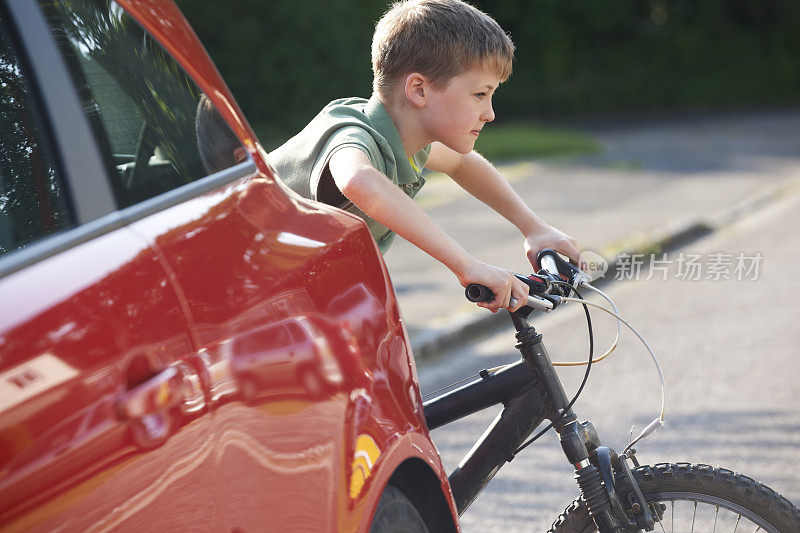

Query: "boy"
<box><xmin>270</xmin><ymin>0</ymin><xmax>581</xmax><ymax>313</ymax></box>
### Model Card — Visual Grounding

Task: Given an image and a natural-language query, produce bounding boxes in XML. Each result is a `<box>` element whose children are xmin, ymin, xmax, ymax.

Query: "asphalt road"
<box><xmin>417</xmin><ymin>189</ymin><xmax>800</xmax><ymax>531</ymax></box>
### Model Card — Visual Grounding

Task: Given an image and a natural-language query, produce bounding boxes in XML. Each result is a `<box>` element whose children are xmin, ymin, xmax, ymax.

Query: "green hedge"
<box><xmin>177</xmin><ymin>0</ymin><xmax>800</xmax><ymax>147</ymax></box>
<box><xmin>176</xmin><ymin>1</ymin><xmax>384</xmax><ymax>146</ymax></box>
<box><xmin>484</xmin><ymin>0</ymin><xmax>800</xmax><ymax>118</ymax></box>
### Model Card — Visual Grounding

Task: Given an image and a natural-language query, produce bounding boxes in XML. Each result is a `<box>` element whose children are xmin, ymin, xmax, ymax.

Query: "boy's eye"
<box><xmin>475</xmin><ymin>92</ymin><xmax>487</xmax><ymax>99</ymax></box>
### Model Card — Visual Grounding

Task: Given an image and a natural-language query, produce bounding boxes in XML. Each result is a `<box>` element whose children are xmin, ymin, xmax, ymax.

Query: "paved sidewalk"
<box><xmin>383</xmin><ymin>110</ymin><xmax>800</xmax><ymax>359</ymax></box>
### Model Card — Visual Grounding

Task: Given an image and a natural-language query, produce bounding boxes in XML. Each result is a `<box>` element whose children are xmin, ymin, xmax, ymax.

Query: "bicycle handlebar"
<box><xmin>464</xmin><ymin>249</ymin><xmax>589</xmax><ymax>311</ymax></box>
<box><xmin>465</xmin><ymin>275</ymin><xmax>558</xmax><ymax>311</ymax></box>
<box><xmin>464</xmin><ymin>285</ymin><xmax>556</xmax><ymax>311</ymax></box>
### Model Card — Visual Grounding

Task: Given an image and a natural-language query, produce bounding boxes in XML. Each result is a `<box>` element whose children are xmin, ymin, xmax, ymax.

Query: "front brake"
<box><xmin>594</xmin><ymin>447</ymin><xmax>661</xmax><ymax>530</ymax></box>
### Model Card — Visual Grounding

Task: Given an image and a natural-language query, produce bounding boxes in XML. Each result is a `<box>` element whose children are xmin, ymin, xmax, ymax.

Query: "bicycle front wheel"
<box><xmin>549</xmin><ymin>463</ymin><xmax>800</xmax><ymax>533</ymax></box>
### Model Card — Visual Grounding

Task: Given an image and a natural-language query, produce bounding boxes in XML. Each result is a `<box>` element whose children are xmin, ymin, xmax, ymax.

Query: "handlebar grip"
<box><xmin>465</xmin><ymin>284</ymin><xmax>494</xmax><ymax>303</ymax></box>
<box><xmin>466</xmin><ymin>275</ymin><xmax>549</xmax><ymax>303</ymax></box>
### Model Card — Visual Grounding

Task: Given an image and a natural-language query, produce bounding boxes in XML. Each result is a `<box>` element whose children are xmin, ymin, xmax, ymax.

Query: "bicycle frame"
<box><xmin>422</xmin><ymin>309</ymin><xmax>654</xmax><ymax>531</ymax></box>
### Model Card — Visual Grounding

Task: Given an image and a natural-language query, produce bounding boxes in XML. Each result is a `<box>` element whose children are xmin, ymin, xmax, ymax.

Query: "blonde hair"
<box><xmin>371</xmin><ymin>0</ymin><xmax>514</xmax><ymax>97</ymax></box>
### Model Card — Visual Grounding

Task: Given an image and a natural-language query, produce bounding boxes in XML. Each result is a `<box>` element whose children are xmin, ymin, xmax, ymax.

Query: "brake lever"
<box><xmin>524</xmin><ymin>295</ymin><xmax>555</xmax><ymax>312</ymax></box>
<box><xmin>536</xmin><ymin>249</ymin><xmax>592</xmax><ymax>288</ymax></box>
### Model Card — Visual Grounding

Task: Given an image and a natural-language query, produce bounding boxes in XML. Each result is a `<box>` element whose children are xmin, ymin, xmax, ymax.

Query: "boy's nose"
<box><xmin>481</xmin><ymin>103</ymin><xmax>495</xmax><ymax>123</ymax></box>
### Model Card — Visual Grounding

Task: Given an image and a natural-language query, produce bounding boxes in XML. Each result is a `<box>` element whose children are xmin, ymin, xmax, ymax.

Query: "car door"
<box><xmin>0</xmin><ymin>1</ymin><xmax>217</xmax><ymax>530</ymax></box>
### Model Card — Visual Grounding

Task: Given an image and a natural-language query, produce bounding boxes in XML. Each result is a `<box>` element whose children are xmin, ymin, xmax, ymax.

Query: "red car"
<box><xmin>0</xmin><ymin>0</ymin><xmax>457</xmax><ymax>530</ymax></box>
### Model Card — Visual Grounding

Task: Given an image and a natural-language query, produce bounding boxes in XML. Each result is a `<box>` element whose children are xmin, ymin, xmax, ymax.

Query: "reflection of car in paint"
<box><xmin>0</xmin><ymin>1</ymin><xmax>457</xmax><ymax>531</ymax></box>
<box><xmin>327</xmin><ymin>283</ymin><xmax>387</xmax><ymax>352</ymax></box>
<box><xmin>232</xmin><ymin>316</ymin><xmax>343</xmax><ymax>400</ymax></box>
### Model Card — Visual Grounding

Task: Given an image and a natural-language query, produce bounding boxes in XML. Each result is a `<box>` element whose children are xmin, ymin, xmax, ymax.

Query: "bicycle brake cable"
<box><xmin>515</xmin><ymin>281</ymin><xmax>667</xmax><ymax>456</ymax></box>
<box><xmin>551</xmin><ymin>282</ymin><xmax>621</xmax><ymax>366</ymax></box>
<box><xmin>422</xmin><ymin>372</ymin><xmax>487</xmax><ymax>399</ymax></box>
<box><xmin>478</xmin><ymin>281</ymin><xmax>617</xmax><ymax>375</ymax></box>
<box><xmin>558</xmin><ymin>292</ymin><xmax>667</xmax><ymax>452</ymax></box>
<box><xmin>422</xmin><ymin>281</ymin><xmax>604</xmax><ymax>399</ymax></box>
<box><xmin>425</xmin><ymin>280</ymin><xmax>623</xmax><ymax>385</ymax></box>
<box><xmin>487</xmin><ymin>281</ymin><xmax>621</xmax><ymax>370</ymax></box>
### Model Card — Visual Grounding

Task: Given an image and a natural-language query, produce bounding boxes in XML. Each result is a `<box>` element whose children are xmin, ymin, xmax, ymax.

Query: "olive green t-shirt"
<box><xmin>269</xmin><ymin>94</ymin><xmax>430</xmax><ymax>253</ymax></box>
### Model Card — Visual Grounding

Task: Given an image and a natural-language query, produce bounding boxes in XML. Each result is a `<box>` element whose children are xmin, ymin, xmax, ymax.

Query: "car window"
<box><xmin>287</xmin><ymin>321</ymin><xmax>306</xmax><ymax>343</ymax></box>
<box><xmin>239</xmin><ymin>324</ymin><xmax>292</xmax><ymax>352</ymax></box>
<box><xmin>40</xmin><ymin>0</ymin><xmax>244</xmax><ymax>209</ymax></box>
<box><xmin>0</xmin><ymin>14</ymin><xmax>72</xmax><ymax>259</ymax></box>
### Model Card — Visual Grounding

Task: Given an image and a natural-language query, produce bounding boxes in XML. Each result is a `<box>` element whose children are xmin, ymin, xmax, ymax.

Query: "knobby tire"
<box><xmin>548</xmin><ymin>462</ymin><xmax>800</xmax><ymax>533</ymax></box>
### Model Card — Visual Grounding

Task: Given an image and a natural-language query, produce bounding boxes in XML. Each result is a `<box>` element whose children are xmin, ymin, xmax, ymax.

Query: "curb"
<box><xmin>408</xmin><ymin>177</ymin><xmax>800</xmax><ymax>361</ymax></box>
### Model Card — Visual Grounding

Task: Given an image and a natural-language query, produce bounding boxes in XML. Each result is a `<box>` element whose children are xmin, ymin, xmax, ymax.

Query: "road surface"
<box><xmin>418</xmin><ymin>189</ymin><xmax>800</xmax><ymax>531</ymax></box>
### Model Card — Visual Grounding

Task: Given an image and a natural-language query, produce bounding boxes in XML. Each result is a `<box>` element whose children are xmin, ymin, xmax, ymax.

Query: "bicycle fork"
<box><xmin>423</xmin><ymin>311</ymin><xmax>652</xmax><ymax>532</ymax></box>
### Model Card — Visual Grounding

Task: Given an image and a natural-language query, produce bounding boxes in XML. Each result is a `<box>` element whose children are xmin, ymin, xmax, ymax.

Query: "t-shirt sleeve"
<box><xmin>310</xmin><ymin>125</ymin><xmax>384</xmax><ymax>203</ymax></box>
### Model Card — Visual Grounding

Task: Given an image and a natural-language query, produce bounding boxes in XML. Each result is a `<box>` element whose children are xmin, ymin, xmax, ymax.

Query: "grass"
<box><xmin>255</xmin><ymin>120</ymin><xmax>600</xmax><ymax>162</ymax></box>
<box><xmin>474</xmin><ymin>121</ymin><xmax>600</xmax><ymax>162</ymax></box>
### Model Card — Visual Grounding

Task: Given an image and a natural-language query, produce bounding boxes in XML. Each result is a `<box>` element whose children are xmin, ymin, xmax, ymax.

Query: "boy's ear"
<box><xmin>404</xmin><ymin>72</ymin><xmax>428</xmax><ymax>108</ymax></box>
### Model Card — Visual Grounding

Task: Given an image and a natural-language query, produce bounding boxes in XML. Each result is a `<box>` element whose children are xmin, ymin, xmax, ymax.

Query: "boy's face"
<box><xmin>420</xmin><ymin>67</ymin><xmax>501</xmax><ymax>154</ymax></box>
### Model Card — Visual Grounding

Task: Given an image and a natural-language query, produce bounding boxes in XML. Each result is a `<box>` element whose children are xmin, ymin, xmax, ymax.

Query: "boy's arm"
<box><xmin>328</xmin><ymin>146</ymin><xmax>530</xmax><ymax>312</ymax></box>
<box><xmin>426</xmin><ymin>141</ymin><xmax>582</xmax><ymax>269</ymax></box>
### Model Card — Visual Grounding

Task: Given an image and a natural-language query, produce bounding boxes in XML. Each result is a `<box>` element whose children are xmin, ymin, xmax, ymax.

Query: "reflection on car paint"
<box><xmin>275</xmin><ymin>232</ymin><xmax>327</xmax><ymax>249</ymax></box>
<box><xmin>327</xmin><ymin>282</ymin><xmax>388</xmax><ymax>356</ymax></box>
<box><xmin>231</xmin><ymin>315</ymin><xmax>346</xmax><ymax>403</ymax></box>
<box><xmin>0</xmin><ymin>228</ymin><xmax>206</xmax><ymax>528</ymax></box>
<box><xmin>0</xmin><ymin>353</ymin><xmax>78</xmax><ymax>412</ymax></box>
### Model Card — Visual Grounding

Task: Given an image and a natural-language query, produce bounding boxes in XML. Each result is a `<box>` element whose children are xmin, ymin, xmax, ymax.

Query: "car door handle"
<box><xmin>116</xmin><ymin>366</ymin><xmax>183</xmax><ymax>420</ymax></box>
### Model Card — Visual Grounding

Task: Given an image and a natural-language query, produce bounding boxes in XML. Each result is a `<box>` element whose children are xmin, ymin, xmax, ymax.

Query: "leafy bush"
<box><xmin>177</xmin><ymin>0</ymin><xmax>800</xmax><ymax>147</ymax></box>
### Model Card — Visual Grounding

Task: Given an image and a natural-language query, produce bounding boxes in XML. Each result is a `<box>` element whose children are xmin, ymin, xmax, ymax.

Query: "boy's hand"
<box><xmin>458</xmin><ymin>260</ymin><xmax>530</xmax><ymax>313</ymax></box>
<box><xmin>524</xmin><ymin>224</ymin><xmax>586</xmax><ymax>272</ymax></box>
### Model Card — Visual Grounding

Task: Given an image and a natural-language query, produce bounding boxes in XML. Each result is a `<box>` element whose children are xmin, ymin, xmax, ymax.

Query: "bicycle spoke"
<box><xmin>733</xmin><ymin>514</ymin><xmax>741</xmax><ymax>533</ymax></box>
<box><xmin>657</xmin><ymin>517</ymin><xmax>666</xmax><ymax>533</ymax></box>
<box><xmin>712</xmin><ymin>505</ymin><xmax>718</xmax><ymax>533</ymax></box>
<box><xmin>671</xmin><ymin>501</ymin><xmax>674</xmax><ymax>533</ymax></box>
<box><xmin>690</xmin><ymin>501</ymin><xmax>697</xmax><ymax>533</ymax></box>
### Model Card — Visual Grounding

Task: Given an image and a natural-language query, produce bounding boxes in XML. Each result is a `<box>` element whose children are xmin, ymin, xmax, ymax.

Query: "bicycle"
<box><xmin>421</xmin><ymin>249</ymin><xmax>800</xmax><ymax>532</ymax></box>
